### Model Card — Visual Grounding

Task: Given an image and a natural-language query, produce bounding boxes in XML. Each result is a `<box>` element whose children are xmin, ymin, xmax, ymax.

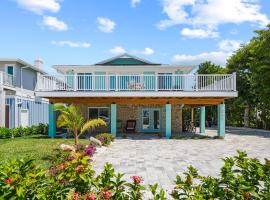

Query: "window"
<box><xmin>5</xmin><ymin>65</ymin><xmax>14</xmax><ymax>76</ymax></box>
<box><xmin>88</xmin><ymin>107</ymin><xmax>109</xmax><ymax>122</ymax></box>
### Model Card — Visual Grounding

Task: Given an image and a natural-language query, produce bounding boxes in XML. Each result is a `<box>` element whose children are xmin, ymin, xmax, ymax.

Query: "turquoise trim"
<box><xmin>217</xmin><ymin>104</ymin><xmax>225</xmax><ymax>137</ymax></box>
<box><xmin>175</xmin><ymin>70</ymin><xmax>183</xmax><ymax>89</ymax></box>
<box><xmin>143</xmin><ymin>72</ymin><xmax>155</xmax><ymax>90</ymax></box>
<box><xmin>105</xmin><ymin>58</ymin><xmax>147</xmax><ymax>65</ymax></box>
<box><xmin>110</xmin><ymin>104</ymin><xmax>117</xmax><ymax>137</ymax></box>
<box><xmin>140</xmin><ymin>108</ymin><xmax>161</xmax><ymax>132</ymax></box>
<box><xmin>66</xmin><ymin>70</ymin><xmax>74</xmax><ymax>89</ymax></box>
<box><xmin>200</xmin><ymin>106</ymin><xmax>205</xmax><ymax>134</ymax></box>
<box><xmin>95</xmin><ymin>72</ymin><xmax>106</xmax><ymax>90</ymax></box>
<box><xmin>48</xmin><ymin>104</ymin><xmax>56</xmax><ymax>138</ymax></box>
<box><xmin>165</xmin><ymin>104</ymin><xmax>171</xmax><ymax>139</ymax></box>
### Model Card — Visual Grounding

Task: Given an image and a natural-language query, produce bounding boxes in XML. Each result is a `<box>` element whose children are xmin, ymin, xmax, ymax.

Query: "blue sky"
<box><xmin>0</xmin><ymin>0</ymin><xmax>269</xmax><ymax>74</ymax></box>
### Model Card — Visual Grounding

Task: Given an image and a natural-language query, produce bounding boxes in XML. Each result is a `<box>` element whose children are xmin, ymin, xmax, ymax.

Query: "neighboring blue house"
<box><xmin>0</xmin><ymin>58</ymin><xmax>49</xmax><ymax>128</ymax></box>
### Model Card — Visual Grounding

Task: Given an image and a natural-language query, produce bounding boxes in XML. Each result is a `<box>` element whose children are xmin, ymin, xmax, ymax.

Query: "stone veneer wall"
<box><xmin>75</xmin><ymin>104</ymin><xmax>182</xmax><ymax>135</ymax></box>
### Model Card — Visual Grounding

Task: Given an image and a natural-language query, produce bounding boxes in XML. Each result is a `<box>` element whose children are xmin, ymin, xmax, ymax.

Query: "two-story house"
<box><xmin>0</xmin><ymin>58</ymin><xmax>49</xmax><ymax>128</ymax></box>
<box><xmin>35</xmin><ymin>54</ymin><xmax>237</xmax><ymax>138</ymax></box>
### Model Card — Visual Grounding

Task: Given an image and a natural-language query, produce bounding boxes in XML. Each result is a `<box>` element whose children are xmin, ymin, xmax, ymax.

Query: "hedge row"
<box><xmin>0</xmin><ymin>123</ymin><xmax>48</xmax><ymax>139</ymax></box>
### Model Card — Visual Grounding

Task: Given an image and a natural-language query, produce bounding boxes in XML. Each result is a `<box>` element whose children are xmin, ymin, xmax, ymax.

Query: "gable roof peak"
<box><xmin>95</xmin><ymin>53</ymin><xmax>160</xmax><ymax>65</ymax></box>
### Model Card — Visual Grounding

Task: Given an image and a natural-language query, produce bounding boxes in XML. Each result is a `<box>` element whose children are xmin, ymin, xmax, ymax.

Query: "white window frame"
<box><xmin>88</xmin><ymin>107</ymin><xmax>110</xmax><ymax>120</ymax></box>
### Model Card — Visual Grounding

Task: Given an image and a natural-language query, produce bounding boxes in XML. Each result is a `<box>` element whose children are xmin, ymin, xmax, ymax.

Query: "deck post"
<box><xmin>48</xmin><ymin>103</ymin><xmax>56</xmax><ymax>138</ymax></box>
<box><xmin>165</xmin><ymin>104</ymin><xmax>171</xmax><ymax>139</ymax></box>
<box><xmin>217</xmin><ymin>103</ymin><xmax>225</xmax><ymax>137</ymax></box>
<box><xmin>111</xmin><ymin>103</ymin><xmax>117</xmax><ymax>137</ymax></box>
<box><xmin>200</xmin><ymin>106</ymin><xmax>205</xmax><ymax>134</ymax></box>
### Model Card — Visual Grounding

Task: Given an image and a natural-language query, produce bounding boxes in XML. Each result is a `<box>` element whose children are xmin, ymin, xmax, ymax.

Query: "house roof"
<box><xmin>0</xmin><ymin>58</ymin><xmax>46</xmax><ymax>74</ymax></box>
<box><xmin>95</xmin><ymin>53</ymin><xmax>161</xmax><ymax>65</ymax></box>
<box><xmin>53</xmin><ymin>54</ymin><xmax>197</xmax><ymax>74</ymax></box>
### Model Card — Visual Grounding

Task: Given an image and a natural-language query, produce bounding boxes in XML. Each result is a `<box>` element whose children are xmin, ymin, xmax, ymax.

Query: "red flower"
<box><xmin>131</xmin><ymin>176</ymin><xmax>143</xmax><ymax>184</ymax></box>
<box><xmin>58</xmin><ymin>163</ymin><xmax>66</xmax><ymax>171</ymax></box>
<box><xmin>75</xmin><ymin>165</ymin><xmax>83</xmax><ymax>174</ymax></box>
<box><xmin>85</xmin><ymin>192</ymin><xmax>96</xmax><ymax>200</ymax></box>
<box><xmin>100</xmin><ymin>190</ymin><xmax>112</xmax><ymax>200</ymax></box>
<box><xmin>4</xmin><ymin>178</ymin><xmax>13</xmax><ymax>185</ymax></box>
<box><xmin>72</xmin><ymin>192</ymin><xmax>79</xmax><ymax>200</ymax></box>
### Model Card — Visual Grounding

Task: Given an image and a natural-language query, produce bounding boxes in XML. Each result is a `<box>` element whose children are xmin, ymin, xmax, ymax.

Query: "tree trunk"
<box><xmin>74</xmin><ymin>129</ymin><xmax>78</xmax><ymax>145</ymax></box>
<box><xmin>244</xmin><ymin>102</ymin><xmax>250</xmax><ymax>127</ymax></box>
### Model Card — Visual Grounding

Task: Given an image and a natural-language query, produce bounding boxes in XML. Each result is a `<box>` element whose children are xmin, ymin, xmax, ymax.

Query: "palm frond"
<box><xmin>79</xmin><ymin>118</ymin><xmax>106</xmax><ymax>136</ymax></box>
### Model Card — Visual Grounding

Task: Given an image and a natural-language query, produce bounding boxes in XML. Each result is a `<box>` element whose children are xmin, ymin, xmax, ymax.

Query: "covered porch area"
<box><xmin>47</xmin><ymin>97</ymin><xmax>226</xmax><ymax>139</ymax></box>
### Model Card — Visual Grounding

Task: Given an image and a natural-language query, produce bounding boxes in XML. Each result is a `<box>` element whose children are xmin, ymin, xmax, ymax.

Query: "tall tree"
<box><xmin>227</xmin><ymin>25</ymin><xmax>270</xmax><ymax>129</ymax></box>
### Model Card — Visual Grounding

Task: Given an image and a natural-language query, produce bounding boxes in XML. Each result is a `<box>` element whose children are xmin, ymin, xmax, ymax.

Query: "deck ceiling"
<box><xmin>48</xmin><ymin>97</ymin><xmax>225</xmax><ymax>105</ymax></box>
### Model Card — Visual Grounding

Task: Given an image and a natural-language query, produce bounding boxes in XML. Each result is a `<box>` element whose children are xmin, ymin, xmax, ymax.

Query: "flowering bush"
<box><xmin>95</xmin><ymin>133</ymin><xmax>114</xmax><ymax>146</ymax></box>
<box><xmin>0</xmin><ymin>150</ymin><xmax>270</xmax><ymax>199</ymax></box>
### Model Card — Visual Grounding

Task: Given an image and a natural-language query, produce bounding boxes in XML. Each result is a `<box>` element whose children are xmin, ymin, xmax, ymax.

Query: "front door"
<box><xmin>142</xmin><ymin>108</ymin><xmax>160</xmax><ymax>132</ymax></box>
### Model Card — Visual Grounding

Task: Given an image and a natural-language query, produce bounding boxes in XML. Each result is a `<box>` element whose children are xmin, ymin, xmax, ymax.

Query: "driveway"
<box><xmin>93</xmin><ymin>127</ymin><xmax>270</xmax><ymax>191</ymax></box>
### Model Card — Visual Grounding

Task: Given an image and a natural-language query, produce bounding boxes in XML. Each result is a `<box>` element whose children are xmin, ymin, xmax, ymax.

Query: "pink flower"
<box><xmin>4</xmin><ymin>178</ymin><xmax>13</xmax><ymax>185</ymax></box>
<box><xmin>72</xmin><ymin>192</ymin><xmax>79</xmax><ymax>200</ymax></box>
<box><xmin>75</xmin><ymin>165</ymin><xmax>83</xmax><ymax>174</ymax></box>
<box><xmin>100</xmin><ymin>190</ymin><xmax>112</xmax><ymax>200</ymax></box>
<box><xmin>131</xmin><ymin>176</ymin><xmax>143</xmax><ymax>184</ymax></box>
<box><xmin>67</xmin><ymin>156</ymin><xmax>75</xmax><ymax>161</ymax></box>
<box><xmin>58</xmin><ymin>163</ymin><xmax>66</xmax><ymax>171</ymax></box>
<box><xmin>85</xmin><ymin>192</ymin><xmax>96</xmax><ymax>200</ymax></box>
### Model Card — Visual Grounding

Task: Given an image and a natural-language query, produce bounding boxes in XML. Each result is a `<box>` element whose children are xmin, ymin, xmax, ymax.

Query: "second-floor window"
<box><xmin>6</xmin><ymin>65</ymin><xmax>14</xmax><ymax>76</ymax></box>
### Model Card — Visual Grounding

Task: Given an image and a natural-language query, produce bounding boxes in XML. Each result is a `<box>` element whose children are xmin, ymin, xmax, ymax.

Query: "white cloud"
<box><xmin>16</xmin><ymin>0</ymin><xmax>60</xmax><ymax>14</ymax></box>
<box><xmin>173</xmin><ymin>51</ymin><xmax>231</xmax><ymax>65</ymax></box>
<box><xmin>218</xmin><ymin>39</ymin><xmax>242</xmax><ymax>52</ymax></box>
<box><xmin>51</xmin><ymin>40</ymin><xmax>91</xmax><ymax>48</ymax></box>
<box><xmin>181</xmin><ymin>27</ymin><xmax>219</xmax><ymax>38</ymax></box>
<box><xmin>158</xmin><ymin>0</ymin><xmax>269</xmax><ymax>37</ymax></box>
<box><xmin>138</xmin><ymin>47</ymin><xmax>155</xmax><ymax>55</ymax></box>
<box><xmin>97</xmin><ymin>17</ymin><xmax>116</xmax><ymax>33</ymax></box>
<box><xmin>173</xmin><ymin>38</ymin><xmax>242</xmax><ymax>65</ymax></box>
<box><xmin>110</xmin><ymin>46</ymin><xmax>126</xmax><ymax>54</ymax></box>
<box><xmin>131</xmin><ymin>0</ymin><xmax>141</xmax><ymax>7</ymax></box>
<box><xmin>43</xmin><ymin>16</ymin><xmax>68</xmax><ymax>31</ymax></box>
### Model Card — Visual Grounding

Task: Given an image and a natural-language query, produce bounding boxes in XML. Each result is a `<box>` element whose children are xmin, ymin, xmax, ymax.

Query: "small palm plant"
<box><xmin>55</xmin><ymin>104</ymin><xmax>106</xmax><ymax>145</ymax></box>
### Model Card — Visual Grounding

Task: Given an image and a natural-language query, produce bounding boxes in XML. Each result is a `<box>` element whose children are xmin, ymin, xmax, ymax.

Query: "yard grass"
<box><xmin>0</xmin><ymin>135</ymin><xmax>89</xmax><ymax>167</ymax></box>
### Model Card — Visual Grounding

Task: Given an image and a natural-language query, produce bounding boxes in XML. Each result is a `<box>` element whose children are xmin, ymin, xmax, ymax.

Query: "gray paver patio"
<box><xmin>93</xmin><ymin>127</ymin><xmax>270</xmax><ymax>191</ymax></box>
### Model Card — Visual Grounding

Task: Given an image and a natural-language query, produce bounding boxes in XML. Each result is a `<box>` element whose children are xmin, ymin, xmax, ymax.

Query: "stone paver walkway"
<box><xmin>93</xmin><ymin>127</ymin><xmax>270</xmax><ymax>191</ymax></box>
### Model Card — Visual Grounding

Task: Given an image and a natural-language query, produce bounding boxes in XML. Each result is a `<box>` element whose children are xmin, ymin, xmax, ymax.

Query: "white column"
<box><xmin>0</xmin><ymin>88</ymin><xmax>5</xmax><ymax>127</ymax></box>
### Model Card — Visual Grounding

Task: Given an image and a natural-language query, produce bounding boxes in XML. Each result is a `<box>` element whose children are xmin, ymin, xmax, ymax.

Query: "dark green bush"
<box><xmin>95</xmin><ymin>133</ymin><xmax>115</xmax><ymax>146</ymax></box>
<box><xmin>0</xmin><ymin>123</ymin><xmax>48</xmax><ymax>139</ymax></box>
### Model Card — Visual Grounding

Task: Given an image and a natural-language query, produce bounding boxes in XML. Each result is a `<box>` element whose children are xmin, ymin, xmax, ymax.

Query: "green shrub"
<box><xmin>0</xmin><ymin>123</ymin><xmax>48</xmax><ymax>139</ymax></box>
<box><xmin>0</xmin><ymin>151</ymin><xmax>270</xmax><ymax>199</ymax></box>
<box><xmin>95</xmin><ymin>133</ymin><xmax>114</xmax><ymax>146</ymax></box>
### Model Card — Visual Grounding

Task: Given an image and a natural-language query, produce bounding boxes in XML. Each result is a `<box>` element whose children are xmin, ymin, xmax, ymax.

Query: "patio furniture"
<box><xmin>125</xmin><ymin>120</ymin><xmax>136</xmax><ymax>133</ymax></box>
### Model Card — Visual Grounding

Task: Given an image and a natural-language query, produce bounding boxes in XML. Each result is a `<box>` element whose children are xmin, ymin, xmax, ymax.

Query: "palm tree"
<box><xmin>55</xmin><ymin>104</ymin><xmax>106</xmax><ymax>145</ymax></box>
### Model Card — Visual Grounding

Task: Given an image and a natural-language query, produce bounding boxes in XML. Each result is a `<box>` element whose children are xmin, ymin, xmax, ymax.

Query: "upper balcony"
<box><xmin>0</xmin><ymin>71</ymin><xmax>15</xmax><ymax>88</ymax></box>
<box><xmin>35</xmin><ymin>73</ymin><xmax>237</xmax><ymax>99</ymax></box>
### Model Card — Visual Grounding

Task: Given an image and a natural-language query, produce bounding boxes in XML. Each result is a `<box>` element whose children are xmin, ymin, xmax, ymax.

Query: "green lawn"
<box><xmin>0</xmin><ymin>135</ymin><xmax>89</xmax><ymax>167</ymax></box>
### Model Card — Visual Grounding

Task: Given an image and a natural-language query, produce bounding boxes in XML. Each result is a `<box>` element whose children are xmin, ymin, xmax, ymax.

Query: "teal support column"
<box><xmin>48</xmin><ymin>104</ymin><xmax>56</xmax><ymax>138</ymax></box>
<box><xmin>217</xmin><ymin>104</ymin><xmax>225</xmax><ymax>137</ymax></box>
<box><xmin>111</xmin><ymin>104</ymin><xmax>117</xmax><ymax>137</ymax></box>
<box><xmin>200</xmin><ymin>106</ymin><xmax>205</xmax><ymax>134</ymax></box>
<box><xmin>165</xmin><ymin>104</ymin><xmax>172</xmax><ymax>139</ymax></box>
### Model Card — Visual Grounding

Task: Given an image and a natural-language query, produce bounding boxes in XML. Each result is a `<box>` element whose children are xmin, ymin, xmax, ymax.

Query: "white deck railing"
<box><xmin>36</xmin><ymin>73</ymin><xmax>236</xmax><ymax>92</ymax></box>
<box><xmin>0</xmin><ymin>71</ymin><xmax>15</xmax><ymax>87</ymax></box>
